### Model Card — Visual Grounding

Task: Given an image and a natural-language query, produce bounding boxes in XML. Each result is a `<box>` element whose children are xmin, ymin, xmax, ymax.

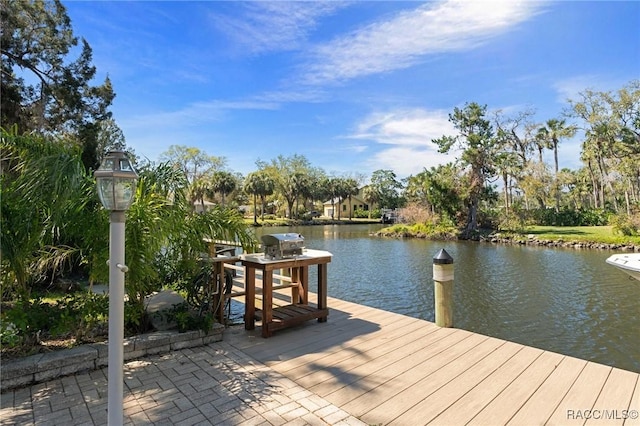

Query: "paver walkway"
<box><xmin>0</xmin><ymin>339</ymin><xmax>365</xmax><ymax>426</ymax></box>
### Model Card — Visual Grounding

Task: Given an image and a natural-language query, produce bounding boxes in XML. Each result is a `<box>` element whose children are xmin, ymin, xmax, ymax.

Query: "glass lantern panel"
<box><xmin>119</xmin><ymin>158</ymin><xmax>134</xmax><ymax>172</ymax></box>
<box><xmin>97</xmin><ymin>177</ymin><xmax>115</xmax><ymax>210</ymax></box>
<box><xmin>96</xmin><ymin>177</ymin><xmax>137</xmax><ymax>210</ymax></box>
<box><xmin>113</xmin><ymin>177</ymin><xmax>136</xmax><ymax>210</ymax></box>
<box><xmin>98</xmin><ymin>157</ymin><xmax>116</xmax><ymax>171</ymax></box>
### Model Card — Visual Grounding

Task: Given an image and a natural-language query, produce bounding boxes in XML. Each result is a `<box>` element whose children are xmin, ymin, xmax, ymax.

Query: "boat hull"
<box><xmin>606</xmin><ymin>253</ymin><xmax>640</xmax><ymax>282</ymax></box>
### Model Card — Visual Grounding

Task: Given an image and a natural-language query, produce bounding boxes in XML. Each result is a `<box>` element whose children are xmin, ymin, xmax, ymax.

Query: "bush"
<box><xmin>496</xmin><ymin>211</ymin><xmax>527</xmax><ymax>233</ymax></box>
<box><xmin>524</xmin><ymin>208</ymin><xmax>610</xmax><ymax>226</ymax></box>
<box><xmin>397</xmin><ymin>204</ymin><xmax>433</xmax><ymax>224</ymax></box>
<box><xmin>610</xmin><ymin>213</ymin><xmax>640</xmax><ymax>236</ymax></box>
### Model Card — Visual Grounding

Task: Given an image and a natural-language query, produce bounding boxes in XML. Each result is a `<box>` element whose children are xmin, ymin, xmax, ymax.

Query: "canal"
<box><xmin>246</xmin><ymin>224</ymin><xmax>639</xmax><ymax>373</ymax></box>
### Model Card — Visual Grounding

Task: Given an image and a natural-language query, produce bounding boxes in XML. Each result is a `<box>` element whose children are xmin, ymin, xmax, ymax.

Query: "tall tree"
<box><xmin>159</xmin><ymin>145</ymin><xmax>225</xmax><ymax>184</ymax></box>
<box><xmin>493</xmin><ymin>109</ymin><xmax>536</xmax><ymax>210</ymax></box>
<box><xmin>344</xmin><ymin>178</ymin><xmax>359</xmax><ymax>220</ymax></box>
<box><xmin>570</xmin><ymin>80</ymin><xmax>640</xmax><ymax>213</ymax></box>
<box><xmin>244</xmin><ymin>171</ymin><xmax>274</xmax><ymax>224</ymax></box>
<box><xmin>210</xmin><ymin>170</ymin><xmax>236</xmax><ymax>206</ymax></box>
<box><xmin>369</xmin><ymin>169</ymin><xmax>403</xmax><ymax>210</ymax></box>
<box><xmin>433</xmin><ymin>102</ymin><xmax>497</xmax><ymax>236</ymax></box>
<box><xmin>261</xmin><ymin>154</ymin><xmax>313</xmax><ymax>218</ymax></box>
<box><xmin>536</xmin><ymin>118</ymin><xmax>577</xmax><ymax>212</ymax></box>
<box><xmin>405</xmin><ymin>164</ymin><xmax>461</xmax><ymax>220</ymax></box>
<box><xmin>361</xmin><ymin>184</ymin><xmax>381</xmax><ymax>219</ymax></box>
<box><xmin>1</xmin><ymin>0</ymin><xmax>116</xmax><ymax>170</ymax></box>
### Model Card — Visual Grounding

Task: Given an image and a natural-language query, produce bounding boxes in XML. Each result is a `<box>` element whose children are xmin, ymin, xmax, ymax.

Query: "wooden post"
<box><xmin>433</xmin><ymin>249</ymin><xmax>454</xmax><ymax>328</ymax></box>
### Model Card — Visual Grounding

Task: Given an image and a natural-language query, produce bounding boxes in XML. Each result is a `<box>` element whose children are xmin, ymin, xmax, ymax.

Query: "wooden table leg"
<box><xmin>317</xmin><ymin>263</ymin><xmax>327</xmax><ymax>322</ymax></box>
<box><xmin>262</xmin><ymin>270</ymin><xmax>273</xmax><ymax>338</ymax></box>
<box><xmin>291</xmin><ymin>267</ymin><xmax>300</xmax><ymax>305</ymax></box>
<box><xmin>215</xmin><ymin>262</ymin><xmax>224</xmax><ymax>325</ymax></box>
<box><xmin>301</xmin><ymin>266</ymin><xmax>309</xmax><ymax>305</ymax></box>
<box><xmin>245</xmin><ymin>267</ymin><xmax>255</xmax><ymax>330</ymax></box>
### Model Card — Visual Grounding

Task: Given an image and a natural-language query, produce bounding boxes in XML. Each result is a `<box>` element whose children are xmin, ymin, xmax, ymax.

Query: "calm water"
<box><xmin>246</xmin><ymin>224</ymin><xmax>639</xmax><ymax>372</ymax></box>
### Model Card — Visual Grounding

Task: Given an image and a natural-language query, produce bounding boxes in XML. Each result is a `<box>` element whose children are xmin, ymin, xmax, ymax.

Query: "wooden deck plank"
<box><xmin>584</xmin><ymin>368</ymin><xmax>639</xmax><ymax>425</ymax></box>
<box><xmin>299</xmin><ymin>323</ymin><xmax>444</xmax><ymax>396</ymax></box>
<box><xmin>467</xmin><ymin>350</ymin><xmax>566</xmax><ymax>425</ymax></box>
<box><xmin>547</xmin><ymin>361</ymin><xmax>613</xmax><ymax>425</ymax></box>
<box><xmin>339</xmin><ymin>329</ymin><xmax>473</xmax><ymax>416</ymax></box>
<box><xmin>359</xmin><ymin>333</ymin><xmax>503</xmax><ymax>425</ymax></box>
<box><xmin>388</xmin><ymin>340</ymin><xmax>525</xmax><ymax>425</ymax></box>
<box><xmin>428</xmin><ymin>344</ymin><xmax>543</xmax><ymax>426</ymax></box>
<box><xmin>507</xmin><ymin>355</ymin><xmax>587</xmax><ymax>425</ymax></box>
<box><xmin>288</xmin><ymin>319</ymin><xmax>438</xmax><ymax>381</ymax></box>
<box><xmin>231</xmin><ymin>297</ymin><xmax>395</xmax><ymax>353</ymax></box>
<box><xmin>277</xmin><ymin>316</ymin><xmax>431</xmax><ymax>378</ymax></box>
<box><xmin>241</xmin><ymin>304</ymin><xmax>410</xmax><ymax>361</ymax></box>
<box><xmin>322</xmin><ymin>326</ymin><xmax>458</xmax><ymax>405</ymax></box>
<box><xmin>627</xmin><ymin>378</ymin><xmax>640</xmax><ymax>426</ymax></box>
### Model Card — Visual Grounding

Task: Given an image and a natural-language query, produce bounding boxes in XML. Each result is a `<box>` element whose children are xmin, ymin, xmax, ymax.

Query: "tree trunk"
<box><xmin>253</xmin><ymin>193</ymin><xmax>258</xmax><ymax>224</ymax></box>
<box><xmin>553</xmin><ymin>141</ymin><xmax>560</xmax><ymax>213</ymax></box>
<box><xmin>502</xmin><ymin>171</ymin><xmax>509</xmax><ymax>213</ymax></box>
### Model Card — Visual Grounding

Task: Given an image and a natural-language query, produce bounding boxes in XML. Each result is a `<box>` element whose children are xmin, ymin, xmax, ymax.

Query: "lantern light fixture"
<box><xmin>95</xmin><ymin>151</ymin><xmax>138</xmax><ymax>211</ymax></box>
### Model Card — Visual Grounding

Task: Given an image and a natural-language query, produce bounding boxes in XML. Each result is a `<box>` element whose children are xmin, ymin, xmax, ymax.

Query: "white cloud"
<box><xmin>302</xmin><ymin>0</ymin><xmax>545</xmax><ymax>84</ymax></box>
<box><xmin>120</xmin><ymin>100</ymin><xmax>279</xmax><ymax>130</ymax></box>
<box><xmin>210</xmin><ymin>2</ymin><xmax>348</xmax><ymax>55</ymax></box>
<box><xmin>348</xmin><ymin>108</ymin><xmax>460</xmax><ymax>177</ymax></box>
<box><xmin>352</xmin><ymin>108</ymin><xmax>457</xmax><ymax>146</ymax></box>
<box><xmin>367</xmin><ymin>146</ymin><xmax>458</xmax><ymax>177</ymax></box>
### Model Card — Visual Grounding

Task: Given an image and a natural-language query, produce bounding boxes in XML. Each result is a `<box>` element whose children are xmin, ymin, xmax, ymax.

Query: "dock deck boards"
<box><xmin>224</xmin><ymin>293</ymin><xmax>640</xmax><ymax>425</ymax></box>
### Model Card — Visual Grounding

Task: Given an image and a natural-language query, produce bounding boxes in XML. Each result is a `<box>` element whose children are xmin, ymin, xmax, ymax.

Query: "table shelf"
<box><xmin>255</xmin><ymin>305</ymin><xmax>329</xmax><ymax>334</ymax></box>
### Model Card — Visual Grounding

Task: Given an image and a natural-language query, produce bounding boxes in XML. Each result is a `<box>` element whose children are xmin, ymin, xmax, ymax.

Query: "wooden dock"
<box><xmin>223</xmin><ymin>294</ymin><xmax>640</xmax><ymax>425</ymax></box>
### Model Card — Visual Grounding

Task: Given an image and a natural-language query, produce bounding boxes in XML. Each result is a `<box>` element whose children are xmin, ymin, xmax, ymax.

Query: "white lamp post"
<box><xmin>95</xmin><ymin>151</ymin><xmax>138</xmax><ymax>426</ymax></box>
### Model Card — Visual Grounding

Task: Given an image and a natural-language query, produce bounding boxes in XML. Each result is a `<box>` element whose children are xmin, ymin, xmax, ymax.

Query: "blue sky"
<box><xmin>64</xmin><ymin>1</ymin><xmax>639</xmax><ymax>180</ymax></box>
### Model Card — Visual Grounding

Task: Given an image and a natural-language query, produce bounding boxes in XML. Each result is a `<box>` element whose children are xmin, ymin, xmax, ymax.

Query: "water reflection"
<box><xmin>251</xmin><ymin>224</ymin><xmax>640</xmax><ymax>372</ymax></box>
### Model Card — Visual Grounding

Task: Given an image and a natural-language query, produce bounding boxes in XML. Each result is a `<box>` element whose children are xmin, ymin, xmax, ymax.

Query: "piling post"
<box><xmin>433</xmin><ymin>249</ymin><xmax>454</xmax><ymax>328</ymax></box>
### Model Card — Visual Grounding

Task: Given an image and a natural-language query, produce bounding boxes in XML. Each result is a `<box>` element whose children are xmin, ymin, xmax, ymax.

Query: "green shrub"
<box><xmin>524</xmin><ymin>208</ymin><xmax>610</xmax><ymax>226</ymax></box>
<box><xmin>164</xmin><ymin>302</ymin><xmax>213</xmax><ymax>333</ymax></box>
<box><xmin>610</xmin><ymin>213</ymin><xmax>640</xmax><ymax>236</ymax></box>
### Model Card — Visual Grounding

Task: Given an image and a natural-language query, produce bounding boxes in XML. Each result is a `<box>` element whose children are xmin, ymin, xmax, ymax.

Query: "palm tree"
<box><xmin>210</xmin><ymin>171</ymin><xmax>237</xmax><ymax>206</ymax></box>
<box><xmin>1</xmin><ymin>129</ymin><xmax>94</xmax><ymax>299</ymax></box>
<box><xmin>189</xmin><ymin>176</ymin><xmax>210</xmax><ymax>211</ymax></box>
<box><xmin>537</xmin><ymin>119</ymin><xmax>577</xmax><ymax>212</ymax></box>
<box><xmin>362</xmin><ymin>185</ymin><xmax>381</xmax><ymax>219</ymax></box>
<box><xmin>243</xmin><ymin>171</ymin><xmax>274</xmax><ymax>222</ymax></box>
<box><xmin>344</xmin><ymin>178</ymin><xmax>359</xmax><ymax>220</ymax></box>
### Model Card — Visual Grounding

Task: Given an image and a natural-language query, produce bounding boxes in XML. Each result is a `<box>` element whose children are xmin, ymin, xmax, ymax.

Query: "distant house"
<box><xmin>194</xmin><ymin>200</ymin><xmax>216</xmax><ymax>213</ymax></box>
<box><xmin>322</xmin><ymin>188</ymin><xmax>376</xmax><ymax>218</ymax></box>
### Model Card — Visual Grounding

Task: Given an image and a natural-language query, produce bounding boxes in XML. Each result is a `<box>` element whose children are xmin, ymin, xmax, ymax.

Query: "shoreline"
<box><xmin>373</xmin><ymin>229</ymin><xmax>640</xmax><ymax>252</ymax></box>
<box><xmin>250</xmin><ymin>219</ymin><xmax>640</xmax><ymax>252</ymax></box>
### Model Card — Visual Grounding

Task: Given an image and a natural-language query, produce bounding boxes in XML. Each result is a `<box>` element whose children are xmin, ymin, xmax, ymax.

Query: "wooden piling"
<box><xmin>433</xmin><ymin>249</ymin><xmax>454</xmax><ymax>327</ymax></box>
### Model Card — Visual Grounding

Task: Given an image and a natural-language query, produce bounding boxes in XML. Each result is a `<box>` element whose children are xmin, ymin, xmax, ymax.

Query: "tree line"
<box><xmin>414</xmin><ymin>82</ymin><xmax>639</xmax><ymax>237</ymax></box>
<box><xmin>160</xmin><ymin>79</ymin><xmax>639</xmax><ymax>237</ymax></box>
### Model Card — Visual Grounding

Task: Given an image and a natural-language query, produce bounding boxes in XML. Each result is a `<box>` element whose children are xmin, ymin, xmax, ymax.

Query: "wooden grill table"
<box><xmin>240</xmin><ymin>249</ymin><xmax>332</xmax><ymax>338</ymax></box>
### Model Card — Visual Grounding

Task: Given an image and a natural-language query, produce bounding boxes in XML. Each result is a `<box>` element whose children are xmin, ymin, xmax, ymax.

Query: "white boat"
<box><xmin>606</xmin><ymin>253</ymin><xmax>640</xmax><ymax>282</ymax></box>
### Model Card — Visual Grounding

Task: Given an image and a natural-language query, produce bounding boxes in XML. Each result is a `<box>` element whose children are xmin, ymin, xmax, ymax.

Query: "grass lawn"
<box><xmin>522</xmin><ymin>226</ymin><xmax>640</xmax><ymax>245</ymax></box>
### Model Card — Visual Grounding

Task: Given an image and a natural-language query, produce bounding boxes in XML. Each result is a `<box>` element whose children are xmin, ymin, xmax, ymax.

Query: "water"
<box><xmin>245</xmin><ymin>224</ymin><xmax>640</xmax><ymax>372</ymax></box>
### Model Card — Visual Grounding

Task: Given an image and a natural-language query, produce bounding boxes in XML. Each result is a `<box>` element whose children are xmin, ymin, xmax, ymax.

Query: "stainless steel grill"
<box><xmin>261</xmin><ymin>233</ymin><xmax>305</xmax><ymax>260</ymax></box>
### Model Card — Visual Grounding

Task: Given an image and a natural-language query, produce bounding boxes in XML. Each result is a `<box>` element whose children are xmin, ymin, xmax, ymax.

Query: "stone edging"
<box><xmin>0</xmin><ymin>324</ymin><xmax>224</xmax><ymax>391</ymax></box>
<box><xmin>482</xmin><ymin>234</ymin><xmax>640</xmax><ymax>251</ymax></box>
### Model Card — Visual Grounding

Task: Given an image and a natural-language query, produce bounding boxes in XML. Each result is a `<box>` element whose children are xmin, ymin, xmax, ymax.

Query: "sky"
<box><xmin>64</xmin><ymin>1</ymin><xmax>640</xmax><ymax>180</ymax></box>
